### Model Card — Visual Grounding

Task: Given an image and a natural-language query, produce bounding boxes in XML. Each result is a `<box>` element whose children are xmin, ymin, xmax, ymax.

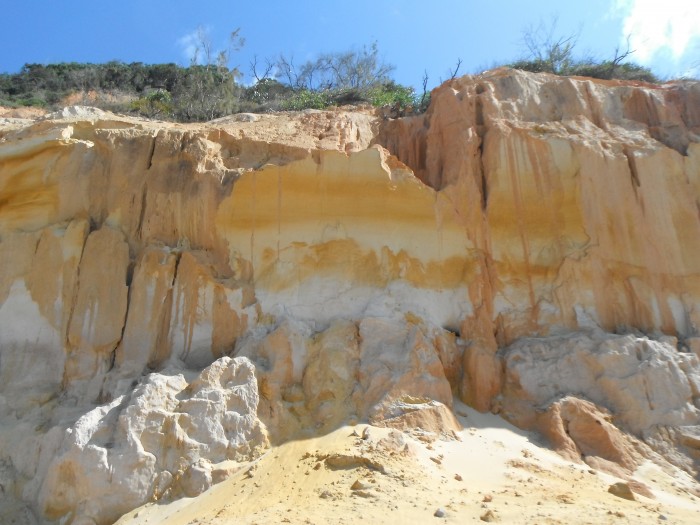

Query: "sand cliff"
<box><xmin>1</xmin><ymin>69</ymin><xmax>699</xmax><ymax>524</ymax></box>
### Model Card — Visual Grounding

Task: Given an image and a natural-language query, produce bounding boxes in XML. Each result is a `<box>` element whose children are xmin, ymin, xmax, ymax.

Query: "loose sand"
<box><xmin>116</xmin><ymin>402</ymin><xmax>700</xmax><ymax>524</ymax></box>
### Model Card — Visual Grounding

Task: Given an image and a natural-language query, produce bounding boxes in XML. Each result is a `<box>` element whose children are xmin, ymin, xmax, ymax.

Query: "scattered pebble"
<box><xmin>351</xmin><ymin>479</ymin><xmax>372</xmax><ymax>491</ymax></box>
<box><xmin>434</xmin><ymin>507</ymin><xmax>446</xmax><ymax>518</ymax></box>
<box><xmin>480</xmin><ymin>509</ymin><xmax>497</xmax><ymax>522</ymax></box>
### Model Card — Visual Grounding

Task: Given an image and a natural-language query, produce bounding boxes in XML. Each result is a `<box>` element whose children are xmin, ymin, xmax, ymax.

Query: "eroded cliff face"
<box><xmin>379</xmin><ymin>69</ymin><xmax>700</xmax><ymax>340</ymax></box>
<box><xmin>1</xmin><ymin>70</ymin><xmax>699</xmax><ymax>524</ymax></box>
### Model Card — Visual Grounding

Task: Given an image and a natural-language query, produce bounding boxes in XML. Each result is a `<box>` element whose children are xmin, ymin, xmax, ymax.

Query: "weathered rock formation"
<box><xmin>40</xmin><ymin>357</ymin><xmax>267</xmax><ymax>524</ymax></box>
<box><xmin>0</xmin><ymin>69</ymin><xmax>699</xmax><ymax>524</ymax></box>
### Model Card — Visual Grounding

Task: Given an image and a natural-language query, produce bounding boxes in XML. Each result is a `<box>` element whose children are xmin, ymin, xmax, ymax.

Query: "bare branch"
<box><xmin>520</xmin><ymin>16</ymin><xmax>580</xmax><ymax>74</ymax></box>
<box><xmin>276</xmin><ymin>54</ymin><xmax>301</xmax><ymax>88</ymax></box>
<box><xmin>196</xmin><ymin>26</ymin><xmax>212</xmax><ymax>67</ymax></box>
<box><xmin>449</xmin><ymin>58</ymin><xmax>463</xmax><ymax>80</ymax></box>
<box><xmin>420</xmin><ymin>70</ymin><xmax>429</xmax><ymax>108</ymax></box>
<box><xmin>250</xmin><ymin>55</ymin><xmax>274</xmax><ymax>82</ymax></box>
<box><xmin>276</xmin><ymin>41</ymin><xmax>394</xmax><ymax>91</ymax></box>
<box><xmin>612</xmin><ymin>35</ymin><xmax>634</xmax><ymax>67</ymax></box>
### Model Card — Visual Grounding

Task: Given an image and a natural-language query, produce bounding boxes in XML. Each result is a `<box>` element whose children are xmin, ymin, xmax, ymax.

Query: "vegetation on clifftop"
<box><xmin>0</xmin><ymin>26</ymin><xmax>662</xmax><ymax>121</ymax></box>
<box><xmin>506</xmin><ymin>19</ymin><xmax>658</xmax><ymax>82</ymax></box>
<box><xmin>0</xmin><ymin>41</ymin><xmax>428</xmax><ymax>121</ymax></box>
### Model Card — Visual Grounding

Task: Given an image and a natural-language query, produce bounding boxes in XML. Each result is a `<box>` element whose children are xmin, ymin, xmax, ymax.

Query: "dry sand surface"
<box><xmin>115</xmin><ymin>402</ymin><xmax>700</xmax><ymax>525</ymax></box>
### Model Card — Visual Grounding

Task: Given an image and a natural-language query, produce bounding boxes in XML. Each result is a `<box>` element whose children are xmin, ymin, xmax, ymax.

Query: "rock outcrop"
<box><xmin>40</xmin><ymin>357</ymin><xmax>267</xmax><ymax>524</ymax></box>
<box><xmin>0</xmin><ymin>69</ymin><xmax>699</xmax><ymax>523</ymax></box>
<box><xmin>499</xmin><ymin>332</ymin><xmax>700</xmax><ymax>473</ymax></box>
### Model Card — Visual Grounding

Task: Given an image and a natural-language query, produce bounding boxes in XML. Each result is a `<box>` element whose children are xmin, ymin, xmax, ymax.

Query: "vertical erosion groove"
<box><xmin>623</xmin><ymin>147</ymin><xmax>641</xmax><ymax>189</ymax></box>
<box><xmin>150</xmin><ymin>251</ymin><xmax>181</xmax><ymax>370</ymax></box>
<box><xmin>145</xmin><ymin>134</ymin><xmax>157</xmax><ymax>171</ymax></box>
<box><xmin>110</xmin><ymin>258</ymin><xmax>136</xmax><ymax>375</ymax></box>
<box><xmin>474</xmin><ymin>84</ymin><xmax>488</xmax><ymax>211</ymax></box>
<box><xmin>61</xmin><ymin>227</ymin><xmax>90</xmax><ymax>390</ymax></box>
<box><xmin>136</xmin><ymin>183</ymin><xmax>148</xmax><ymax>242</ymax></box>
<box><xmin>583</xmin><ymin>81</ymin><xmax>605</xmax><ymax>130</ymax></box>
<box><xmin>373</xmin><ymin>116</ymin><xmax>434</xmax><ymax>189</ymax></box>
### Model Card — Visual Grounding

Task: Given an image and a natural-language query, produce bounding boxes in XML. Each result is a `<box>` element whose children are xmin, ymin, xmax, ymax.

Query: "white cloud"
<box><xmin>177</xmin><ymin>26</ymin><xmax>212</xmax><ymax>65</ymax></box>
<box><xmin>177</xmin><ymin>31</ymin><xmax>199</xmax><ymax>64</ymax></box>
<box><xmin>614</xmin><ymin>0</ymin><xmax>700</xmax><ymax>64</ymax></box>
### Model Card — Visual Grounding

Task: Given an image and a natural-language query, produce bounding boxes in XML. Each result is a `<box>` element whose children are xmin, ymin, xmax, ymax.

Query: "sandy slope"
<box><xmin>115</xmin><ymin>402</ymin><xmax>700</xmax><ymax>525</ymax></box>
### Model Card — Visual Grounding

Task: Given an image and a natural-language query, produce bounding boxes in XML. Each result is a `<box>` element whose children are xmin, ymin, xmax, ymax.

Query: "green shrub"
<box><xmin>131</xmin><ymin>89</ymin><xmax>173</xmax><ymax>118</ymax></box>
<box><xmin>569</xmin><ymin>61</ymin><xmax>658</xmax><ymax>82</ymax></box>
<box><xmin>367</xmin><ymin>83</ymin><xmax>416</xmax><ymax>109</ymax></box>
<box><xmin>509</xmin><ymin>57</ymin><xmax>657</xmax><ymax>83</ymax></box>
<box><xmin>241</xmin><ymin>78</ymin><xmax>295</xmax><ymax>111</ymax></box>
<box><xmin>0</xmin><ymin>98</ymin><xmax>18</xmax><ymax>108</ymax></box>
<box><xmin>17</xmin><ymin>96</ymin><xmax>46</xmax><ymax>107</ymax></box>
<box><xmin>280</xmin><ymin>89</ymin><xmax>332</xmax><ymax>111</ymax></box>
<box><xmin>508</xmin><ymin>59</ymin><xmax>552</xmax><ymax>74</ymax></box>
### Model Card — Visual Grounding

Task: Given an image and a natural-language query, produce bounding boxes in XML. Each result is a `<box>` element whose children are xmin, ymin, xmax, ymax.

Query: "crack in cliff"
<box><xmin>474</xmin><ymin>85</ymin><xmax>488</xmax><ymax>211</ymax></box>
<box><xmin>107</xmin><ymin>258</ymin><xmax>137</xmax><ymax>377</ymax></box>
<box><xmin>150</xmin><ymin>251</ymin><xmax>181</xmax><ymax>370</ymax></box>
<box><xmin>582</xmin><ymin>82</ymin><xmax>605</xmax><ymax>131</ymax></box>
<box><xmin>61</xmin><ymin>227</ymin><xmax>91</xmax><ymax>390</ymax></box>
<box><xmin>479</xmin><ymin>153</ymin><xmax>488</xmax><ymax>211</ymax></box>
<box><xmin>145</xmin><ymin>133</ymin><xmax>157</xmax><ymax>170</ymax></box>
<box><xmin>136</xmin><ymin>182</ymin><xmax>148</xmax><ymax>242</ymax></box>
<box><xmin>642</xmin><ymin>374</ymin><xmax>655</xmax><ymax>412</ymax></box>
<box><xmin>622</xmin><ymin>147</ymin><xmax>641</xmax><ymax>202</ymax></box>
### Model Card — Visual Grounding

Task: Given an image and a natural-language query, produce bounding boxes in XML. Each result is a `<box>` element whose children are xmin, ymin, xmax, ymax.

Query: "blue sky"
<box><xmin>1</xmin><ymin>0</ymin><xmax>698</xmax><ymax>89</ymax></box>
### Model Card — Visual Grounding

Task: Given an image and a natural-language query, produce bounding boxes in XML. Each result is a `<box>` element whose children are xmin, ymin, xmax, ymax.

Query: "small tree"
<box><xmin>172</xmin><ymin>27</ymin><xmax>245</xmax><ymax>121</ymax></box>
<box><xmin>275</xmin><ymin>42</ymin><xmax>394</xmax><ymax>92</ymax></box>
<box><xmin>518</xmin><ymin>17</ymin><xmax>578</xmax><ymax>75</ymax></box>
